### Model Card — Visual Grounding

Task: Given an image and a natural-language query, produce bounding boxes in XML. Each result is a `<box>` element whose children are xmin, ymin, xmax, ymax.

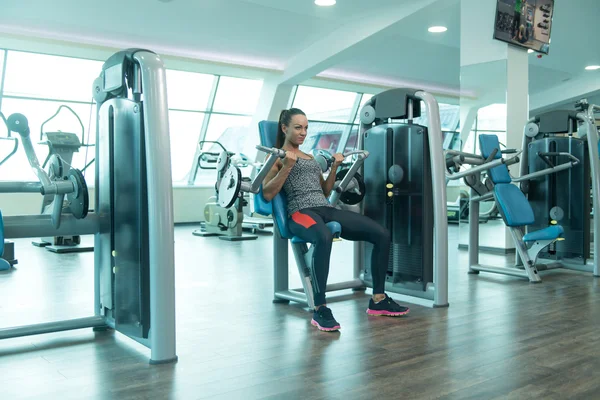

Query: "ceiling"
<box><xmin>0</xmin><ymin>0</ymin><xmax>598</xmax><ymax>108</ymax></box>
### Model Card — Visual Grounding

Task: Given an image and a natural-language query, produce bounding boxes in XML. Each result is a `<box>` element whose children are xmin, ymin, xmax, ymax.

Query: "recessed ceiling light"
<box><xmin>315</xmin><ymin>0</ymin><xmax>336</xmax><ymax>6</ymax></box>
<box><xmin>428</xmin><ymin>26</ymin><xmax>447</xmax><ymax>33</ymax></box>
<box><xmin>528</xmin><ymin>49</ymin><xmax>534</xmax><ymax>53</ymax></box>
<box><xmin>585</xmin><ymin>65</ymin><xmax>600</xmax><ymax>71</ymax></box>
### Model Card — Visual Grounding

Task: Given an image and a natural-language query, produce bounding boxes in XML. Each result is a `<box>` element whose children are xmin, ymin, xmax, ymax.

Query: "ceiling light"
<box><xmin>528</xmin><ymin>49</ymin><xmax>534</xmax><ymax>53</ymax></box>
<box><xmin>585</xmin><ymin>65</ymin><xmax>600</xmax><ymax>71</ymax></box>
<box><xmin>315</xmin><ymin>0</ymin><xmax>336</xmax><ymax>6</ymax></box>
<box><xmin>428</xmin><ymin>26</ymin><xmax>447</xmax><ymax>33</ymax></box>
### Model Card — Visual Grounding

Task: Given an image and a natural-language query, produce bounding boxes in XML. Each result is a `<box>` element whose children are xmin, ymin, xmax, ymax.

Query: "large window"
<box><xmin>187</xmin><ymin>76</ymin><xmax>262</xmax><ymax>185</ymax></box>
<box><xmin>293</xmin><ymin>86</ymin><xmax>358</xmax><ymax>123</ymax></box>
<box><xmin>0</xmin><ymin>51</ymin><xmax>101</xmax><ymax>184</ymax></box>
<box><xmin>3</xmin><ymin>51</ymin><xmax>101</xmax><ymax>102</ymax></box>
<box><xmin>291</xmin><ymin>86</ymin><xmax>373</xmax><ymax>155</ymax></box>
<box><xmin>0</xmin><ymin>49</ymin><xmax>264</xmax><ymax>187</ymax></box>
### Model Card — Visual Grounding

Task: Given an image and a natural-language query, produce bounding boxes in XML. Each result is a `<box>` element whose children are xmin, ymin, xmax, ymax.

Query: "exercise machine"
<box><xmin>254</xmin><ymin>130</ymin><xmax>368</xmax><ymax>309</ymax></box>
<box><xmin>256</xmin><ymin>88</ymin><xmax>450</xmax><ymax>309</ymax></box>
<box><xmin>0</xmin><ymin>112</ymin><xmax>19</xmax><ymax>269</ymax></box>
<box><xmin>0</xmin><ymin>49</ymin><xmax>177</xmax><ymax>364</ymax></box>
<box><xmin>456</xmin><ymin>130</ymin><xmax>582</xmax><ymax>283</ymax></box>
<box><xmin>193</xmin><ymin>141</ymin><xmax>273</xmax><ymax>240</ymax></box>
<box><xmin>516</xmin><ymin>104</ymin><xmax>600</xmax><ymax>277</ymax></box>
<box><xmin>31</xmin><ymin>105</ymin><xmax>95</xmax><ymax>253</ymax></box>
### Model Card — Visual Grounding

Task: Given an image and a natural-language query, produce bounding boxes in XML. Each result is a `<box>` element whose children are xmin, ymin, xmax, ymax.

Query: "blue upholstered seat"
<box><xmin>523</xmin><ymin>225</ymin><xmax>564</xmax><ymax>242</ymax></box>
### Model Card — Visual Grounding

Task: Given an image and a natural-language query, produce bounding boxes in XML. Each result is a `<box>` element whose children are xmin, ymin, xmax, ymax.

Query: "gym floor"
<box><xmin>1</xmin><ymin>225</ymin><xmax>599</xmax><ymax>399</ymax></box>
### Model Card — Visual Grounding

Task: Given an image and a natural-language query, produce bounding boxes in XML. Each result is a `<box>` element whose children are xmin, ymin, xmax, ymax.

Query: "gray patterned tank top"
<box><xmin>282</xmin><ymin>157</ymin><xmax>333</xmax><ymax>216</ymax></box>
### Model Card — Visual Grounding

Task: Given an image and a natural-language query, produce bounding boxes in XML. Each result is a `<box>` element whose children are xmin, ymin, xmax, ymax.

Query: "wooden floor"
<box><xmin>1</xmin><ymin>224</ymin><xmax>600</xmax><ymax>399</ymax></box>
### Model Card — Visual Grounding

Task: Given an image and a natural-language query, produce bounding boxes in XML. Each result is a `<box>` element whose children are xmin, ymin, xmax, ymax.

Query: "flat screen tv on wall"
<box><xmin>493</xmin><ymin>0</ymin><xmax>554</xmax><ymax>54</ymax></box>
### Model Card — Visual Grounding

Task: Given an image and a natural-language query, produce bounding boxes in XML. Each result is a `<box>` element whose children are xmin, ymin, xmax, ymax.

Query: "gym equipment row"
<box><xmin>253</xmin><ymin>88</ymin><xmax>451</xmax><ymax>309</ymax></box>
<box><xmin>449</xmin><ymin>102</ymin><xmax>600</xmax><ymax>283</ymax></box>
<box><xmin>0</xmin><ymin>49</ymin><xmax>177</xmax><ymax>364</ymax></box>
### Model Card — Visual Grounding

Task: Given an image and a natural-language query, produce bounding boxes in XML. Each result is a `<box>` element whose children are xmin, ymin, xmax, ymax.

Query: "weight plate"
<box><xmin>335</xmin><ymin>169</ymin><xmax>366</xmax><ymax>205</ymax></box>
<box><xmin>48</xmin><ymin>155</ymin><xmax>64</xmax><ymax>179</ymax></box>
<box><xmin>66</xmin><ymin>168</ymin><xmax>89</xmax><ymax>219</ymax></box>
<box><xmin>218</xmin><ymin>165</ymin><xmax>241</xmax><ymax>209</ymax></box>
<box><xmin>550</xmin><ymin>206</ymin><xmax>564</xmax><ymax>222</ymax></box>
<box><xmin>216</xmin><ymin>150</ymin><xmax>229</xmax><ymax>172</ymax></box>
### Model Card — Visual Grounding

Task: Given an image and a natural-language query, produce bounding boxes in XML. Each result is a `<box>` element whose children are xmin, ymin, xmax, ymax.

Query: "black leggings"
<box><xmin>288</xmin><ymin>206</ymin><xmax>390</xmax><ymax>307</ymax></box>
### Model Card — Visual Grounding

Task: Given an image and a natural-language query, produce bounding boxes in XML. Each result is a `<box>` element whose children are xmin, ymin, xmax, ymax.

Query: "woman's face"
<box><xmin>283</xmin><ymin>114</ymin><xmax>308</xmax><ymax>146</ymax></box>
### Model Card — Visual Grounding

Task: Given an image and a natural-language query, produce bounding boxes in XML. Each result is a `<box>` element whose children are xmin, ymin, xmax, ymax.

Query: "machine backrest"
<box><xmin>494</xmin><ymin>183</ymin><xmax>535</xmax><ymax>227</ymax></box>
<box><xmin>256</xmin><ymin>120</ymin><xmax>294</xmax><ymax>239</ymax></box>
<box><xmin>478</xmin><ymin>134</ymin><xmax>512</xmax><ymax>184</ymax></box>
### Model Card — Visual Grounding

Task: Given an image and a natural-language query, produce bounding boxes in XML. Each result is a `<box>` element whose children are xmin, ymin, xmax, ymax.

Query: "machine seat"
<box><xmin>291</xmin><ymin>222</ymin><xmax>342</xmax><ymax>244</ymax></box>
<box><xmin>523</xmin><ymin>225</ymin><xmax>564</xmax><ymax>242</ymax></box>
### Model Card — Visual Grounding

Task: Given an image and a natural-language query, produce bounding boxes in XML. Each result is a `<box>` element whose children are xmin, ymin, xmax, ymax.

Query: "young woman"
<box><xmin>262</xmin><ymin>108</ymin><xmax>409</xmax><ymax>332</ymax></box>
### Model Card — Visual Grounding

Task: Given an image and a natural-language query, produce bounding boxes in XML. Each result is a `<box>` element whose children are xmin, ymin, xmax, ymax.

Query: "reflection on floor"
<box><xmin>1</xmin><ymin>225</ymin><xmax>600</xmax><ymax>399</ymax></box>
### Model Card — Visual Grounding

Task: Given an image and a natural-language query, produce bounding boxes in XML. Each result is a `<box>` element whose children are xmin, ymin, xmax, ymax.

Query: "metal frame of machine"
<box><xmin>516</xmin><ymin>102</ymin><xmax>600</xmax><ymax>278</ymax></box>
<box><xmin>0</xmin><ymin>49</ymin><xmax>177</xmax><ymax>365</ymax></box>
<box><xmin>455</xmin><ymin>103</ymin><xmax>600</xmax><ymax>283</ymax></box>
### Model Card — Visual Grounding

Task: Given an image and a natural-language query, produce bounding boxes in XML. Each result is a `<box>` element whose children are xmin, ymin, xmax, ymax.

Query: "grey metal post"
<box><xmin>0</xmin><ymin>181</ymin><xmax>42</xmax><ymax>193</ymax></box>
<box><xmin>3</xmin><ymin>213</ymin><xmax>99</xmax><ymax>239</ymax></box>
<box><xmin>468</xmin><ymin>187</ymin><xmax>480</xmax><ymax>271</ymax></box>
<box><xmin>273</xmin><ymin>222</ymin><xmax>289</xmax><ymax>300</ymax></box>
<box><xmin>133</xmin><ymin>52</ymin><xmax>177</xmax><ymax>364</ymax></box>
<box><xmin>579</xmin><ymin>110</ymin><xmax>600</xmax><ymax>276</ymax></box>
<box><xmin>416</xmin><ymin>91</ymin><xmax>448</xmax><ymax>308</ymax></box>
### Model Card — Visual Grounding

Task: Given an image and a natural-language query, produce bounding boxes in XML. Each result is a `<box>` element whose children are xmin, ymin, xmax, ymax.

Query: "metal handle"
<box><xmin>0</xmin><ymin>137</ymin><xmax>19</xmax><ymax>167</ymax></box>
<box><xmin>255</xmin><ymin>145</ymin><xmax>286</xmax><ymax>159</ymax></box>
<box><xmin>39</xmin><ymin>105</ymin><xmax>87</xmax><ymax>146</ymax></box>
<box><xmin>446</xmin><ymin>154</ymin><xmax>520</xmax><ymax>180</ymax></box>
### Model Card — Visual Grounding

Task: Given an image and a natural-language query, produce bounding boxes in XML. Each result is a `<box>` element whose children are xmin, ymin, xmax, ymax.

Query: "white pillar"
<box><xmin>459</xmin><ymin>0</ymin><xmax>530</xmax><ymax>252</ymax></box>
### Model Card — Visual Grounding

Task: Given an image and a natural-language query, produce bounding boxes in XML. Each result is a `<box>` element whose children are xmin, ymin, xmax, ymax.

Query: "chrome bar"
<box><xmin>324</xmin><ymin>279</ymin><xmax>364</xmax><ymax>292</ymax></box>
<box><xmin>580</xmin><ymin>110</ymin><xmax>600</xmax><ymax>277</ymax></box>
<box><xmin>512</xmin><ymin>161</ymin><xmax>577</xmax><ymax>182</ymax></box>
<box><xmin>468</xmin><ymin>188</ymin><xmax>480</xmax><ymax>271</ymax></box>
<box><xmin>446</xmin><ymin>157</ymin><xmax>507</xmax><ymax>180</ymax></box>
<box><xmin>0</xmin><ymin>181</ymin><xmax>42</xmax><ymax>193</ymax></box>
<box><xmin>134</xmin><ymin>51</ymin><xmax>177</xmax><ymax>364</ymax></box>
<box><xmin>250</xmin><ymin>146</ymin><xmax>286</xmax><ymax>193</ymax></box>
<box><xmin>0</xmin><ymin>316</ymin><xmax>107</xmax><ymax>340</ymax></box>
<box><xmin>3</xmin><ymin>213</ymin><xmax>99</xmax><ymax>239</ymax></box>
<box><xmin>275</xmin><ymin>290</ymin><xmax>308</xmax><ymax>305</ymax></box>
<box><xmin>470</xmin><ymin>192</ymin><xmax>495</xmax><ymax>203</ymax></box>
<box><xmin>329</xmin><ymin>151</ymin><xmax>368</xmax><ymax>207</ymax></box>
<box><xmin>470</xmin><ymin>264</ymin><xmax>529</xmax><ymax>279</ymax></box>
<box><xmin>416</xmin><ymin>91</ymin><xmax>448</xmax><ymax>308</ymax></box>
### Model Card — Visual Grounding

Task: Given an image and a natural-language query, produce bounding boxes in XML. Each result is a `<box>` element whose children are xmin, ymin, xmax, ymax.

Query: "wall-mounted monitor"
<box><xmin>493</xmin><ymin>0</ymin><xmax>554</xmax><ymax>54</ymax></box>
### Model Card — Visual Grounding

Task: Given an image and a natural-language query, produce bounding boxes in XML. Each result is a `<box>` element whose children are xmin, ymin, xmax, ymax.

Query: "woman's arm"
<box><xmin>262</xmin><ymin>152</ymin><xmax>296</xmax><ymax>201</ymax></box>
<box><xmin>320</xmin><ymin>153</ymin><xmax>344</xmax><ymax>197</ymax></box>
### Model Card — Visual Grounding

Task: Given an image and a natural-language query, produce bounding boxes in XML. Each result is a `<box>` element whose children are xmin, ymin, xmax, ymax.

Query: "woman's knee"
<box><xmin>315</xmin><ymin>228</ymin><xmax>333</xmax><ymax>245</ymax></box>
